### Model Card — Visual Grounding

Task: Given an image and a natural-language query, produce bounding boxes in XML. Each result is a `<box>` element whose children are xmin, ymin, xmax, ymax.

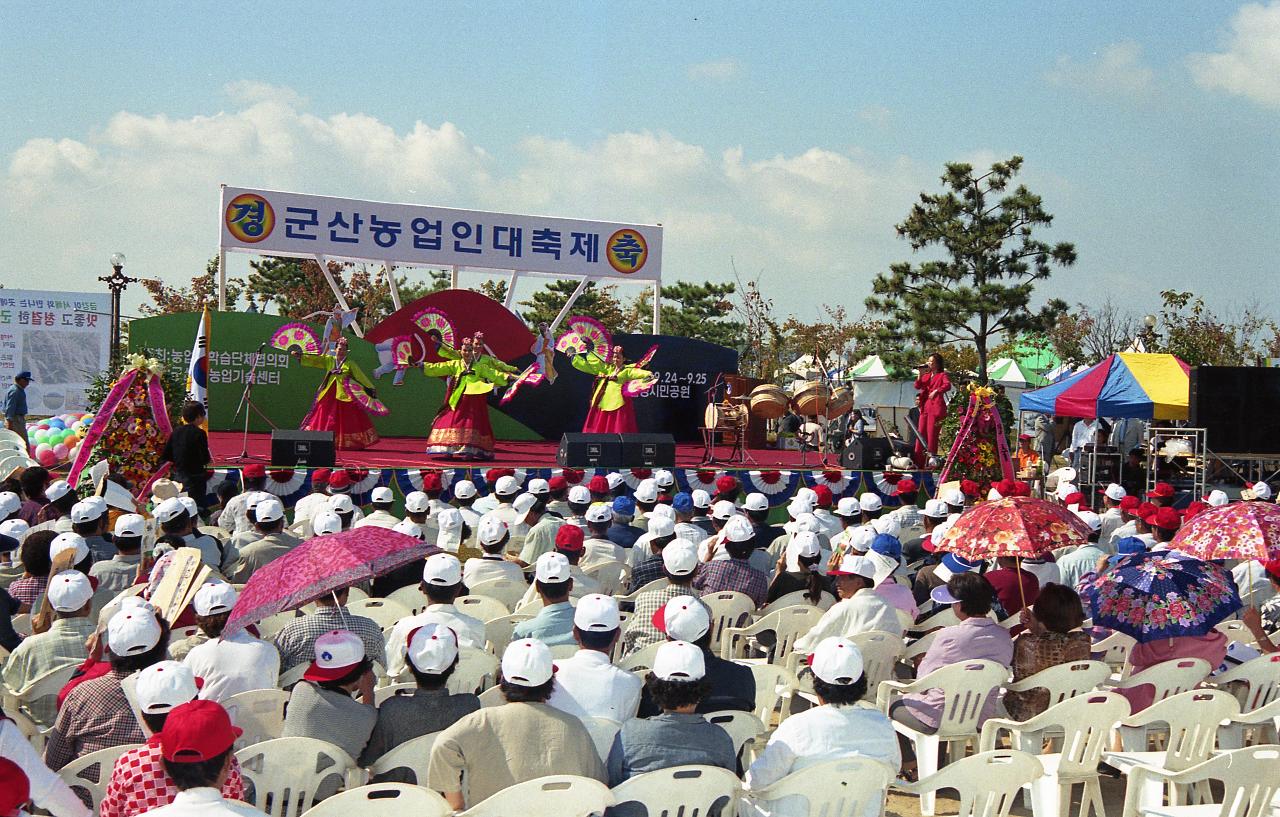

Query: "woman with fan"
<box><xmin>573</xmin><ymin>343</ymin><xmax>656</xmax><ymax>434</ymax></box>
<box><xmin>421</xmin><ymin>334</ymin><xmax>513</xmax><ymax>460</ymax></box>
<box><xmin>287</xmin><ymin>334</ymin><xmax>386</xmax><ymax>450</ymax></box>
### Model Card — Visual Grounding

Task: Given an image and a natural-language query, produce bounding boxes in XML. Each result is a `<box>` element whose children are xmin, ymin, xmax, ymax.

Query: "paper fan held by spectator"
<box><xmin>938</xmin><ymin>383</ymin><xmax>1014</xmax><ymax>487</ymax></box>
<box><xmin>1081</xmin><ymin>550</ymin><xmax>1241</xmax><ymax>642</ymax></box>
<box><xmin>68</xmin><ymin>354</ymin><xmax>173</xmax><ymax>495</ymax></box>
<box><xmin>1171</xmin><ymin>501</ymin><xmax>1280</xmax><ymax>562</ymax></box>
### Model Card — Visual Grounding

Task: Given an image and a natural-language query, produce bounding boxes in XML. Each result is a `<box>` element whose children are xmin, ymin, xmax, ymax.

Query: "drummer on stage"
<box><xmin>913</xmin><ymin>352</ymin><xmax>951</xmax><ymax>466</ymax></box>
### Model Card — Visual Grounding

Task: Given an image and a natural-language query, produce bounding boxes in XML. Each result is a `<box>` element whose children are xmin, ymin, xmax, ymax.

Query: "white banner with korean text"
<box><xmin>0</xmin><ymin>289</ymin><xmax>111</xmax><ymax>414</ymax></box>
<box><xmin>219</xmin><ymin>186</ymin><xmax>662</xmax><ymax>281</ymax></box>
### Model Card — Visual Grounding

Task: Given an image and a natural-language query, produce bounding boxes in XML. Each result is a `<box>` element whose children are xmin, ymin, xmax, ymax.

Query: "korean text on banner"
<box><xmin>0</xmin><ymin>289</ymin><xmax>111</xmax><ymax>414</ymax></box>
<box><xmin>219</xmin><ymin>186</ymin><xmax>663</xmax><ymax>281</ymax></box>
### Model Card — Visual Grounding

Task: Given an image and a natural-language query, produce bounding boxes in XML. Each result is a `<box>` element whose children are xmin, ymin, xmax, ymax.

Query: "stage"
<box><xmin>208</xmin><ymin>431</ymin><xmax>842</xmax><ymax>470</ymax></box>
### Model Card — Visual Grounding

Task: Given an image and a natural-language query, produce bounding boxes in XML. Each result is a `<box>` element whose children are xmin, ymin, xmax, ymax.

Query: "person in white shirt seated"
<box><xmin>548</xmin><ymin>594</ymin><xmax>643</xmax><ymax>723</ymax></box>
<box><xmin>746</xmin><ymin>637</ymin><xmax>900</xmax><ymax>817</ymax></box>
<box><xmin>1097</xmin><ymin>483</ymin><xmax>1128</xmax><ymax>543</ymax></box>
<box><xmin>463</xmin><ymin>516</ymin><xmax>524</xmax><ymax>588</ymax></box>
<box><xmin>144</xmin><ymin>699</ymin><xmax>263</xmax><ymax>817</ymax></box>
<box><xmin>581</xmin><ymin>503</ymin><xmax>625</xmax><ymax>568</ymax></box>
<box><xmin>327</xmin><ymin>493</ymin><xmax>363</xmax><ymax>531</ymax></box>
<box><xmin>353</xmin><ymin>486</ymin><xmax>399</xmax><ymax>529</ymax></box>
<box><xmin>154</xmin><ymin>497</ymin><xmax>223</xmax><ymax>571</ymax></box>
<box><xmin>794</xmin><ymin>554</ymin><xmax>903</xmax><ymax>653</ymax></box>
<box><xmin>1056</xmin><ymin>512</ymin><xmax>1108</xmax><ymax>590</ymax></box>
<box><xmin>386</xmin><ymin>553</ymin><xmax>485</xmax><ymax>679</ymax></box>
<box><xmin>183</xmin><ymin>582</ymin><xmax>280</xmax><ymax>702</ymax></box>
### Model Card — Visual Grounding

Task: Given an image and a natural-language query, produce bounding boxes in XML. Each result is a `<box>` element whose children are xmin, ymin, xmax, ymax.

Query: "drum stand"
<box><xmin>701</xmin><ymin>421</ymin><xmax>756</xmax><ymax>466</ymax></box>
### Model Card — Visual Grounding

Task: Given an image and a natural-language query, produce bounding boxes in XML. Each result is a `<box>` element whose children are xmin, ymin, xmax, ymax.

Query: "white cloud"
<box><xmin>1045</xmin><ymin>41</ymin><xmax>1155</xmax><ymax>95</ymax></box>
<box><xmin>1188</xmin><ymin>1</ymin><xmax>1280</xmax><ymax>108</ymax></box>
<box><xmin>686</xmin><ymin>57</ymin><xmax>743</xmax><ymax>82</ymax></box>
<box><xmin>0</xmin><ymin>85</ymin><xmax>933</xmax><ymax>319</ymax></box>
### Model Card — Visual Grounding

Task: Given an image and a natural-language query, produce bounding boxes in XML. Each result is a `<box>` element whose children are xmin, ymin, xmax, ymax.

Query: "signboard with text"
<box><xmin>0</xmin><ymin>289</ymin><xmax>110</xmax><ymax>414</ymax></box>
<box><xmin>220</xmin><ymin>186</ymin><xmax>663</xmax><ymax>280</ymax></box>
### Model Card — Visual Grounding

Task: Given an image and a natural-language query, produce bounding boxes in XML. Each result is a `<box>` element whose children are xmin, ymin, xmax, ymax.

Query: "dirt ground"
<box><xmin>885</xmin><ymin>773</ymin><xmax>1131</xmax><ymax>817</ymax></box>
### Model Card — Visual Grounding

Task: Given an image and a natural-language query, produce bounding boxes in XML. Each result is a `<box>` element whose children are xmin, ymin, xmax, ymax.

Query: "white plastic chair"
<box><xmin>255</xmin><ymin>609</ymin><xmax>303</xmax><ymax>640</ymax></box>
<box><xmin>235</xmin><ymin>736</ymin><xmax>360</xmax><ymax>817</ymax></box>
<box><xmin>277</xmin><ymin>662</ymin><xmax>307</xmax><ymax>690</ymax></box>
<box><xmin>610</xmin><ymin>764</ymin><xmax>740</xmax><ymax>817</ymax></box>
<box><xmin>7</xmin><ymin>661</ymin><xmax>77</xmax><ymax>727</ymax></box>
<box><xmin>619</xmin><ymin>642</ymin><xmax>662</xmax><ymax>673</ymax></box>
<box><xmin>850</xmin><ymin>629</ymin><xmax>907</xmax><ymax>693</ymax></box>
<box><xmin>345</xmin><ymin>598</ymin><xmax>411</xmax><ymax>630</ymax></box>
<box><xmin>583</xmin><ymin>561</ymin><xmax>626</xmax><ymax>596</ymax></box>
<box><xmin>372</xmin><ymin>683</ymin><xmax>415</xmax><ymax>706</ymax></box>
<box><xmin>701</xmin><ymin>591</ymin><xmax>756</xmax><ymax>652</ymax></box>
<box><xmin>1213</xmin><ymin>619</ymin><xmax>1257</xmax><ymax>646</ymax></box>
<box><xmin>614</xmin><ymin>578</ymin><xmax>668</xmax><ymax>604</ymax></box>
<box><xmin>1111</xmin><ymin>658</ymin><xmax>1213</xmax><ymax>746</ymax></box>
<box><xmin>58</xmin><ymin>743</ymin><xmax>141</xmax><ymax>811</ymax></box>
<box><xmin>483</xmin><ymin>613</ymin><xmax>531</xmax><ymax>654</ymax></box>
<box><xmin>911</xmin><ymin>605</ymin><xmax>961</xmax><ymax>635</ymax></box>
<box><xmin>703</xmin><ymin>709</ymin><xmax>765</xmax><ymax>759</ymax></box>
<box><xmin>456</xmin><ymin>594</ymin><xmax>511</xmax><ymax>623</ymax></box>
<box><xmin>1208</xmin><ymin>652</ymin><xmax>1280</xmax><ymax>713</ymax></box>
<box><xmin>582</xmin><ymin>716</ymin><xmax>621</xmax><ymax>762</ymax></box>
<box><xmin>448</xmin><ymin>647</ymin><xmax>499</xmax><ymax>694</ymax></box>
<box><xmin>458</xmin><ymin>774</ymin><xmax>614</xmax><ymax>817</ymax></box>
<box><xmin>384</xmin><ymin>585</ymin><xmax>430</xmax><ymax>616</ymax></box>
<box><xmin>758</xmin><ymin>589</ymin><xmax>836</xmax><ymax>616</ymax></box>
<box><xmin>746</xmin><ymin>663</ymin><xmax>798</xmax><ymax>727</ymax></box>
<box><xmin>1005</xmin><ymin>659</ymin><xmax>1111</xmax><ymax>714</ymax></box>
<box><xmin>1093</xmin><ymin>631</ymin><xmax>1137</xmax><ymax>675</ymax></box>
<box><xmin>224</xmin><ymin>688</ymin><xmax>291</xmax><ymax>750</ymax></box>
<box><xmin>746</xmin><ymin>756</ymin><xmax>893</xmax><ymax>817</ymax></box>
<box><xmin>298</xmin><ymin>783</ymin><xmax>451</xmax><ymax>817</ymax></box>
<box><xmin>1103</xmin><ymin>689</ymin><xmax>1240</xmax><ymax>814</ymax></box>
<box><xmin>1216</xmin><ymin>696</ymin><xmax>1280</xmax><ymax>749</ymax></box>
<box><xmin>366</xmin><ymin>731</ymin><xmax>441</xmax><ymax>784</ymax></box>
<box><xmin>877</xmin><ymin>659</ymin><xmax>1011</xmax><ymax>815</ymax></box>
<box><xmin>466</xmin><ymin>578</ymin><xmax>529</xmax><ymax>611</ymax></box>
<box><xmin>720</xmin><ymin>605</ymin><xmax>823</xmax><ymax>663</ymax></box>
<box><xmin>1120</xmin><ymin>745</ymin><xmax>1280</xmax><ymax>817</ymax></box>
<box><xmin>981</xmin><ymin>691</ymin><xmax>1130</xmax><ymax>817</ymax></box>
<box><xmin>893</xmin><ymin>750</ymin><xmax>1043</xmax><ymax>817</ymax></box>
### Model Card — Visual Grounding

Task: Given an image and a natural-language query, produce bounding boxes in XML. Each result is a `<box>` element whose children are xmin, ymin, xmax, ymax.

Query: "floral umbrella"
<box><xmin>1081</xmin><ymin>550</ymin><xmax>1241</xmax><ymax>642</ymax></box>
<box><xmin>1170</xmin><ymin>501</ymin><xmax>1280</xmax><ymax>562</ymax></box>
<box><xmin>223</xmin><ymin>527</ymin><xmax>428</xmax><ymax>637</ymax></box>
<box><xmin>937</xmin><ymin>496</ymin><xmax>1091</xmax><ymax>560</ymax></box>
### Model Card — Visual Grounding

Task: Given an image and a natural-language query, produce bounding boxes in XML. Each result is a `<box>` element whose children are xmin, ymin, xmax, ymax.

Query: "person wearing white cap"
<box><xmin>282</xmin><ymin>630</ymin><xmax>376</xmax><ymax>764</ymax></box>
<box><xmin>451</xmin><ymin>480</ymin><xmax>482</xmax><ymax>530</ymax></box>
<box><xmin>1</xmin><ymin>571</ymin><xmax>95</xmax><ymax>726</ymax></box>
<box><xmin>86</xmin><ymin>513</ymin><xmax>147</xmax><ymax>597</ymax></box>
<box><xmin>226</xmin><ymin>497</ymin><xmax>301</xmax><ymax>583</ymax></box>
<box><xmin>625</xmin><ymin>515</ymin><xmax>679</xmax><ymax>592</ymax></box>
<box><xmin>427</xmin><ymin>638</ymin><xmax>605</xmax><ymax>809</ymax></box>
<box><xmin>765</xmin><ymin>531</ymin><xmax>835</xmax><ymax>606</ymax></box>
<box><xmin>695</xmin><ymin>500</ymin><xmax>741</xmax><ymax>562</ymax></box>
<box><xmin>1097</xmin><ymin>483</ymin><xmax>1128</xmax><ymax>543</ymax></box>
<box><xmin>1244</xmin><ymin>481</ymin><xmax>1273</xmax><ymax>502</ymax></box>
<box><xmin>510</xmin><ymin>552</ymin><xmax>578</xmax><ymax>647</ymax></box>
<box><xmin>746</xmin><ymin>637</ymin><xmax>899</xmax><ymax>811</ymax></box>
<box><xmin>512</xmin><ymin>493</ymin><xmax>559</xmax><ymax>568</ymax></box>
<box><xmin>33</xmin><ymin>479</ymin><xmax>76</xmax><ymax>531</ymax></box>
<box><xmin>68</xmin><ymin>497</ymin><xmax>112</xmax><ymax>562</ymax></box>
<box><xmin>1056</xmin><ymin>511</ymin><xmax>1110</xmax><ymax>590</ymax></box>
<box><xmin>581</xmin><ymin>503</ymin><xmax>624</xmax><ymax>569</ymax></box>
<box><xmin>43</xmin><ymin>605</ymin><xmax>169</xmax><ymax>770</ymax></box>
<box><xmin>483</xmin><ymin>475</ymin><xmax>523</xmax><ymax>529</ymax></box>
<box><xmin>637</xmin><ymin>595</ymin><xmax>756</xmax><ymax>716</ymax></box>
<box><xmin>0</xmin><ymin>489</ymin><xmax>21</xmax><ymax>524</ymax></box>
<box><xmin>48</xmin><ymin>531</ymin><xmax>91</xmax><ymax>569</ymax></box>
<box><xmin>620</xmin><ymin>541</ymin><xmax>701</xmax><ymax>656</ymax></box>
<box><xmin>462</xmin><ymin>515</ymin><xmax>523</xmax><ymax>589</ymax></box>
<box><xmin>605</xmin><ymin>640</ymin><xmax>736</xmax><ymax>786</ymax></box>
<box><xmin>547</xmin><ymin>594</ymin><xmax>643</xmax><ymax>722</ymax></box>
<box><xmin>693</xmin><ymin>515</ymin><xmax>769</xmax><ymax>606</ymax></box>
<box><xmin>178</xmin><ymin>582</ymin><xmax>279</xmax><ymax>702</ymax></box>
<box><xmin>361</xmin><ymin>623</ymin><xmax>481</xmax><ymax>782</ymax></box>
<box><xmin>432</xmin><ymin>508</ymin><xmax>465</xmax><ymax>554</ymax></box>
<box><xmin>766</xmin><ymin>512</ymin><xmax>831</xmax><ymax>578</ymax></box>
<box><xmin>794</xmin><ymin>554</ymin><xmax>902</xmax><ymax>653</ymax></box>
<box><xmin>353</xmin><ymin>486</ymin><xmax>399</xmax><ymax>529</ymax></box>
<box><xmin>154</xmin><ymin>496</ymin><xmax>225</xmax><ymax>571</ymax></box>
<box><xmin>688</xmin><ymin>489</ymin><xmax>715</xmax><ymax>535</ymax></box>
<box><xmin>383</xmin><ymin>553</ymin><xmax>485</xmax><ymax>680</ymax></box>
<box><xmin>326</xmin><ymin>492</ymin><xmax>364</xmax><ymax>531</ymax></box>
<box><xmin>559</xmin><ymin>483</ymin><xmax>590</xmax><ymax>530</ymax></box>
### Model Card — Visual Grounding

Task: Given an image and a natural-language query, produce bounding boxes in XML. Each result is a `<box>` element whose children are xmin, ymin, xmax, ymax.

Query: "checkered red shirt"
<box><xmin>99</xmin><ymin>735</ymin><xmax>245</xmax><ymax>817</ymax></box>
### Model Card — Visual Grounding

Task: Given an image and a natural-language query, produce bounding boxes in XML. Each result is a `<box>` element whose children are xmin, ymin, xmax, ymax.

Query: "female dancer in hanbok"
<box><xmin>573</xmin><ymin>344</ymin><xmax>655</xmax><ymax>434</ymax></box>
<box><xmin>422</xmin><ymin>335</ymin><xmax>512</xmax><ymax>460</ymax></box>
<box><xmin>288</xmin><ymin>336</ymin><xmax>385</xmax><ymax>450</ymax></box>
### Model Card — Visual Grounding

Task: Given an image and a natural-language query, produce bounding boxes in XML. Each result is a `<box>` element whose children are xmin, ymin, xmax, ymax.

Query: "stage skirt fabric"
<box><xmin>583</xmin><ymin>399</ymin><xmax>638</xmax><ymax>434</ymax></box>
<box><xmin>427</xmin><ymin>393</ymin><xmax>496</xmax><ymax>459</ymax></box>
<box><xmin>301</xmin><ymin>392</ymin><xmax>379</xmax><ymax>450</ymax></box>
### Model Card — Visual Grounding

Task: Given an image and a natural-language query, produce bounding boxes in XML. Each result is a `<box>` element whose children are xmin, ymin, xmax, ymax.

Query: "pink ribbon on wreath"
<box><xmin>67</xmin><ymin>368</ymin><xmax>173</xmax><ymax>490</ymax></box>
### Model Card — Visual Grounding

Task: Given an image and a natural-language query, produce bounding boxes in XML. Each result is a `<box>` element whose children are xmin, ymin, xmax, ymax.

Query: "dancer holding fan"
<box><xmin>558</xmin><ymin>316</ymin><xmax>656</xmax><ymax>434</ymax></box>
<box><xmin>421</xmin><ymin>325</ymin><xmax>513</xmax><ymax>461</ymax></box>
<box><xmin>271</xmin><ymin>323</ymin><xmax>387</xmax><ymax>450</ymax></box>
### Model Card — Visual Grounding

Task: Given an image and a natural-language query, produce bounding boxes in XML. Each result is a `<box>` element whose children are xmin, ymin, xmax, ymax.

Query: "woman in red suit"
<box><xmin>914</xmin><ymin>352</ymin><xmax>951</xmax><ymax>465</ymax></box>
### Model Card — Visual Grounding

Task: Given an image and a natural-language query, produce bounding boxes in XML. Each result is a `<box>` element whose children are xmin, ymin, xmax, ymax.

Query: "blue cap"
<box><xmin>940</xmin><ymin>552</ymin><xmax>980</xmax><ymax>574</ymax></box>
<box><xmin>1115</xmin><ymin>536</ymin><xmax>1147</xmax><ymax>556</ymax></box>
<box><xmin>870</xmin><ymin>534</ymin><xmax>902</xmax><ymax>560</ymax></box>
<box><xmin>612</xmin><ymin>496</ymin><xmax>636</xmax><ymax>517</ymax></box>
<box><xmin>672</xmin><ymin>492</ymin><xmax>693</xmax><ymax>514</ymax></box>
<box><xmin>16</xmin><ymin>371</ymin><xmax>32</xmax><ymax>381</ymax></box>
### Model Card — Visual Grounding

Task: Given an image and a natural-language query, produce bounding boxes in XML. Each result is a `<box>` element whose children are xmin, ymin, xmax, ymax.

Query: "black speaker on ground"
<box><xmin>619</xmin><ymin>433</ymin><xmax>676</xmax><ymax>467</ymax></box>
<box><xmin>1189</xmin><ymin>367</ymin><xmax>1280</xmax><ymax>455</ymax></box>
<box><xmin>271</xmin><ymin>430</ymin><xmax>336</xmax><ymax>467</ymax></box>
<box><xmin>558</xmin><ymin>433</ymin><xmax>624</xmax><ymax>467</ymax></box>
<box><xmin>841</xmin><ymin>437</ymin><xmax>893</xmax><ymax>470</ymax></box>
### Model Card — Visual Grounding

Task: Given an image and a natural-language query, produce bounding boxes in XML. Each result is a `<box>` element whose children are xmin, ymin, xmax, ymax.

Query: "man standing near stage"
<box><xmin>4</xmin><ymin>371</ymin><xmax>31</xmax><ymax>448</ymax></box>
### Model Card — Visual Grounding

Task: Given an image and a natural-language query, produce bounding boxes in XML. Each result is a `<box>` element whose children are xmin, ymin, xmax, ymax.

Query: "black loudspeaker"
<box><xmin>558</xmin><ymin>433</ymin><xmax>624</xmax><ymax>467</ymax></box>
<box><xmin>1189</xmin><ymin>367</ymin><xmax>1280</xmax><ymax>455</ymax></box>
<box><xmin>271</xmin><ymin>430</ymin><xmax>336</xmax><ymax>467</ymax></box>
<box><xmin>841</xmin><ymin>437</ymin><xmax>893</xmax><ymax>470</ymax></box>
<box><xmin>619</xmin><ymin>433</ymin><xmax>676</xmax><ymax>467</ymax></box>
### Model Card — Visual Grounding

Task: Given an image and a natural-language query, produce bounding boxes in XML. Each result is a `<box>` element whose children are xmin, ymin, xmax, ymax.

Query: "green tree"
<box><xmin>864</xmin><ymin>155</ymin><xmax>1075</xmax><ymax>384</ymax></box>
<box><xmin>473</xmin><ymin>279</ymin><xmax>509</xmax><ymax>303</ymax></box>
<box><xmin>518</xmin><ymin>279</ymin><xmax>627</xmax><ymax>329</ymax></box>
<box><xmin>140</xmin><ymin>257</ymin><xmax>242</xmax><ymax>315</ymax></box>
<box><xmin>1152</xmin><ymin>290</ymin><xmax>1274</xmax><ymax>366</ymax></box>
<box><xmin>626</xmin><ymin>281</ymin><xmax>744</xmax><ymax>346</ymax></box>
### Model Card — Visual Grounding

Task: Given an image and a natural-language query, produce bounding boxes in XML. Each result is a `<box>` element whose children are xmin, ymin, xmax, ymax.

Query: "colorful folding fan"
<box><xmin>500</xmin><ymin>363</ymin><xmax>547</xmax><ymax>405</ymax></box>
<box><xmin>269</xmin><ymin>322</ymin><xmax>322</xmax><ymax>354</ymax></box>
<box><xmin>412</xmin><ymin>307</ymin><xmax>457</xmax><ymax>349</ymax></box>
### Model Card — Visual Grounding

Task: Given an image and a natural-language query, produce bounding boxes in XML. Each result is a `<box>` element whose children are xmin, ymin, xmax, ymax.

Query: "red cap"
<box><xmin>241</xmin><ymin>464</ymin><xmax>266</xmax><ymax>480</ymax></box>
<box><xmin>895</xmin><ymin>478</ymin><xmax>918</xmax><ymax>496</ymax></box>
<box><xmin>1147</xmin><ymin>482</ymin><xmax>1175</xmax><ymax>499</ymax></box>
<box><xmin>715</xmin><ymin>475</ymin><xmax>740</xmax><ymax>494</ymax></box>
<box><xmin>160</xmin><ymin>700</ymin><xmax>242</xmax><ymax>762</ymax></box>
<box><xmin>960</xmin><ymin>479</ymin><xmax>980</xmax><ymax>497</ymax></box>
<box><xmin>561</xmin><ymin>468</ymin><xmax>585</xmax><ymax>485</ymax></box>
<box><xmin>1183</xmin><ymin>501</ymin><xmax>1209</xmax><ymax>520</ymax></box>
<box><xmin>1264</xmin><ymin>558</ymin><xmax>1280</xmax><ymax>582</ymax></box>
<box><xmin>328</xmin><ymin>471</ymin><xmax>352</xmax><ymax>490</ymax></box>
<box><xmin>1013</xmin><ymin>481</ymin><xmax>1032</xmax><ymax>497</ymax></box>
<box><xmin>548</xmin><ymin>475</ymin><xmax>568</xmax><ymax>492</ymax></box>
<box><xmin>812</xmin><ymin>485</ymin><xmax>834</xmax><ymax>508</ymax></box>
<box><xmin>485</xmin><ymin>468</ymin><xmax>503</xmax><ymax>484</ymax></box>
<box><xmin>1146</xmin><ymin>506</ymin><xmax>1182</xmax><ymax>531</ymax></box>
<box><xmin>587</xmin><ymin>475</ymin><xmax>610</xmax><ymax>494</ymax></box>
<box><xmin>0</xmin><ymin>758</ymin><xmax>29</xmax><ymax>816</ymax></box>
<box><xmin>555</xmin><ymin>524</ymin><xmax>585</xmax><ymax>551</ymax></box>
<box><xmin>1063</xmin><ymin>492</ymin><xmax>1084</xmax><ymax>507</ymax></box>
<box><xmin>1119</xmin><ymin>495</ymin><xmax>1141</xmax><ymax>511</ymax></box>
<box><xmin>269</xmin><ymin>468</ymin><xmax>292</xmax><ymax>482</ymax></box>
<box><xmin>420</xmin><ymin>471</ymin><xmax>443</xmax><ymax>491</ymax></box>
<box><xmin>310</xmin><ymin>468</ymin><xmax>331</xmax><ymax>485</ymax></box>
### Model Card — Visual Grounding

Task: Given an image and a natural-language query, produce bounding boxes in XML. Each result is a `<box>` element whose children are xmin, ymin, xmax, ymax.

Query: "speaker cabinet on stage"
<box><xmin>619</xmin><ymin>433</ymin><xmax>676</xmax><ymax>467</ymax></box>
<box><xmin>558</xmin><ymin>434</ymin><xmax>623</xmax><ymax>467</ymax></box>
<box><xmin>841</xmin><ymin>437</ymin><xmax>893</xmax><ymax>470</ymax></box>
<box><xmin>271</xmin><ymin>430</ymin><xmax>335</xmax><ymax>467</ymax></box>
<box><xmin>1190</xmin><ymin>366</ymin><xmax>1280</xmax><ymax>455</ymax></box>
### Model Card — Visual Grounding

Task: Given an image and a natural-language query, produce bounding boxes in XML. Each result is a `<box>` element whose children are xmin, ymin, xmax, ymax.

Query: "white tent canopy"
<box><xmin>848</xmin><ymin>354</ymin><xmax>891</xmax><ymax>381</ymax></box>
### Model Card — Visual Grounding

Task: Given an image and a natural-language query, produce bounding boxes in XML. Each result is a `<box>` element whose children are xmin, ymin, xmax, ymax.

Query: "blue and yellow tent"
<box><xmin>1018</xmin><ymin>353</ymin><xmax>1190</xmax><ymax>420</ymax></box>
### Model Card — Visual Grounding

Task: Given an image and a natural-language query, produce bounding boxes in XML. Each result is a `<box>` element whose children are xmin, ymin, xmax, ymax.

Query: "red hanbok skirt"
<box><xmin>583</xmin><ymin>398</ymin><xmax>638</xmax><ymax>434</ymax></box>
<box><xmin>427</xmin><ymin>393</ymin><xmax>495</xmax><ymax>458</ymax></box>
<box><xmin>301</xmin><ymin>392</ymin><xmax>379</xmax><ymax>450</ymax></box>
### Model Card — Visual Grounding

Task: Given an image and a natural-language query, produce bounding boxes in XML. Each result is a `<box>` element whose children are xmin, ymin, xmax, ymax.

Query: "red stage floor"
<box><xmin>209</xmin><ymin>431</ymin><xmax>838</xmax><ymax>470</ymax></box>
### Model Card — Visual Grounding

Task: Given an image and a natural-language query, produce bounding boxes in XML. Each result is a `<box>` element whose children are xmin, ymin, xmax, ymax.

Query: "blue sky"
<box><xmin>1</xmin><ymin>1</ymin><xmax>1276</xmax><ymax>324</ymax></box>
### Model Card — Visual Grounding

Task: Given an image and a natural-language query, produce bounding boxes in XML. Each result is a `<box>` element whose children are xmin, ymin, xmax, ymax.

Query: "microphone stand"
<box><xmin>231</xmin><ymin>341</ymin><xmax>277</xmax><ymax>462</ymax></box>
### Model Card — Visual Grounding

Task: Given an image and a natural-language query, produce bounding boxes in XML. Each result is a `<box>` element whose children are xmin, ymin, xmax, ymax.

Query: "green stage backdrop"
<box><xmin>128</xmin><ymin>311</ymin><xmax>541</xmax><ymax>440</ymax></box>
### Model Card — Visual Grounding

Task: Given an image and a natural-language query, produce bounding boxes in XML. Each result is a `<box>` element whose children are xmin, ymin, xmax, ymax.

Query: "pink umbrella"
<box><xmin>223</xmin><ymin>527</ymin><xmax>429</xmax><ymax>636</ymax></box>
<box><xmin>1171</xmin><ymin>501</ymin><xmax>1280</xmax><ymax>562</ymax></box>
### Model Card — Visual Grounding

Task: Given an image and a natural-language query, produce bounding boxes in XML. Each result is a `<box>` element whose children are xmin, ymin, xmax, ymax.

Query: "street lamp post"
<box><xmin>99</xmin><ymin>252</ymin><xmax>138</xmax><ymax>371</ymax></box>
<box><xmin>1140</xmin><ymin>314</ymin><xmax>1158</xmax><ymax>352</ymax></box>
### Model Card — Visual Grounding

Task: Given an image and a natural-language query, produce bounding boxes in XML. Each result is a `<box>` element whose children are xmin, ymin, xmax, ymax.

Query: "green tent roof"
<box><xmin>1012</xmin><ymin>339</ymin><xmax>1060</xmax><ymax>373</ymax></box>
